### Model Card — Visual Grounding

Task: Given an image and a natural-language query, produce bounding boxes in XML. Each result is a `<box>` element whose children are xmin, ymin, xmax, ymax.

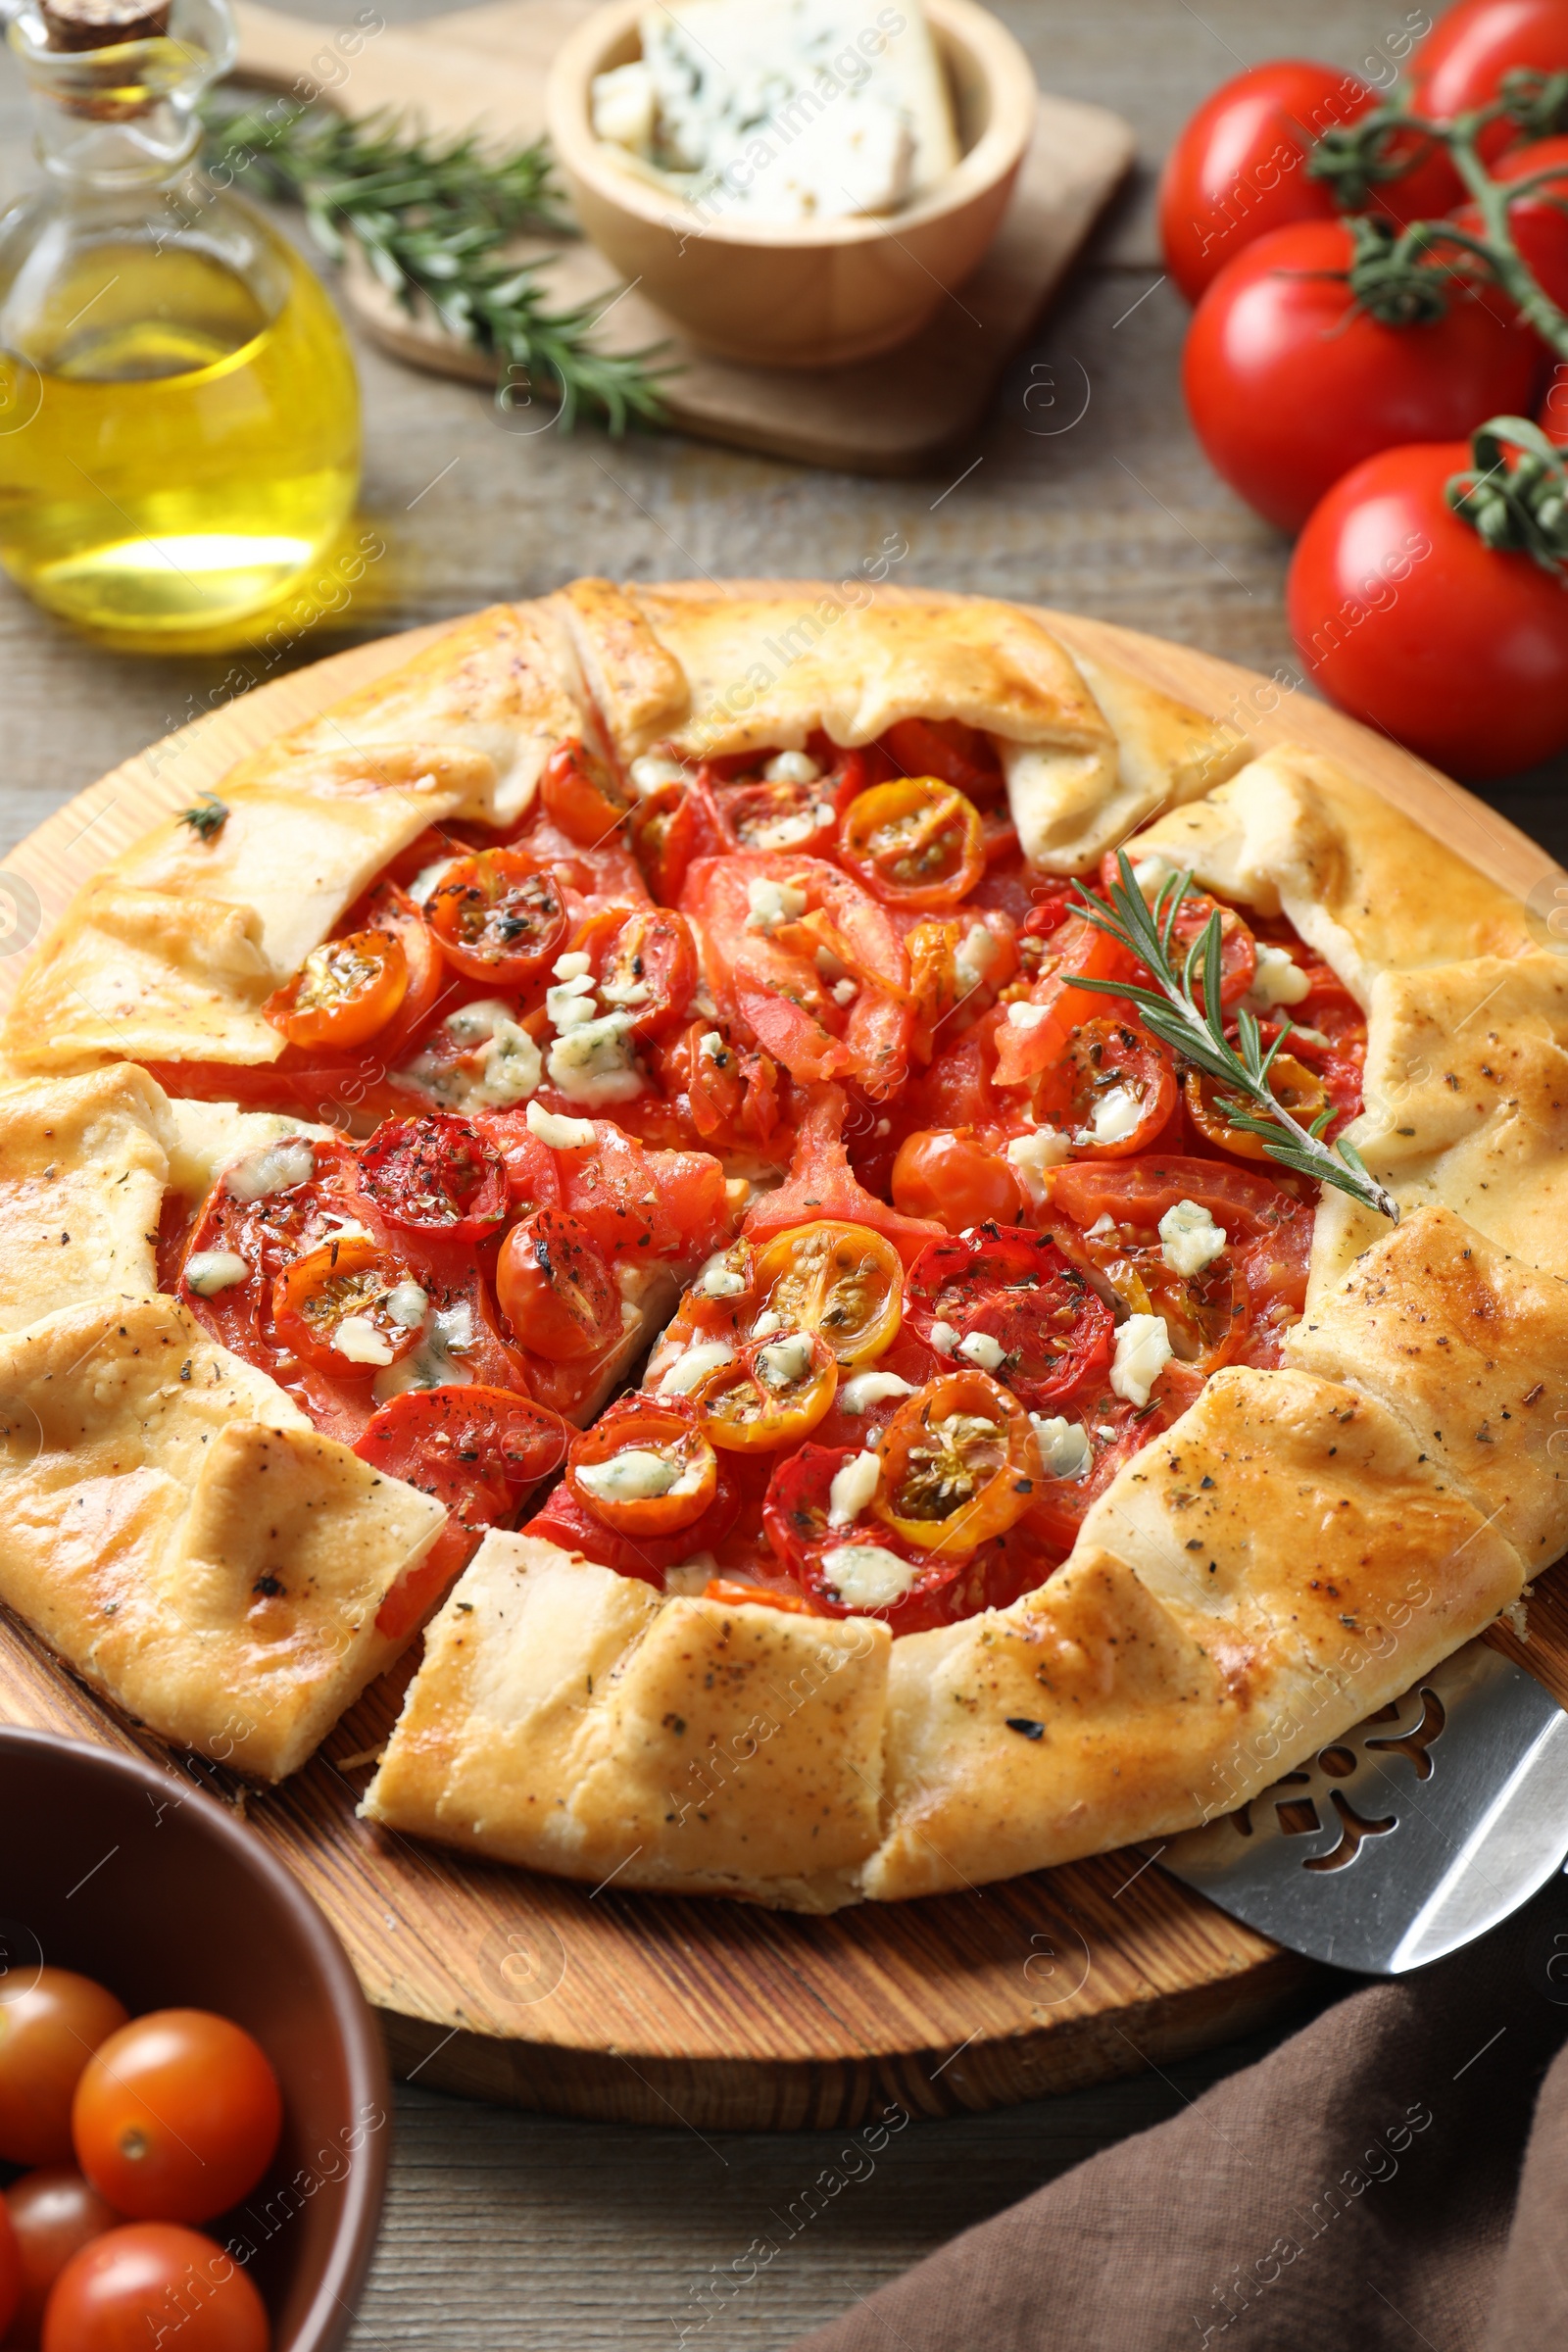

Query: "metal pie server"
<box><xmin>1154</xmin><ymin>1639</ymin><xmax>1568</xmax><ymax>1974</ymax></box>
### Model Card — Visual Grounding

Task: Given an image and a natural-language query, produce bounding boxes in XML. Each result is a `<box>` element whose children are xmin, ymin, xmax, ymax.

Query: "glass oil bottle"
<box><xmin>0</xmin><ymin>0</ymin><xmax>361</xmax><ymax>649</ymax></box>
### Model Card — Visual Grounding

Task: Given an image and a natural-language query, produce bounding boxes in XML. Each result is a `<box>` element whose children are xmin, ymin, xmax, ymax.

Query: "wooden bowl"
<box><xmin>0</xmin><ymin>1727</ymin><xmax>390</xmax><ymax>2352</ymax></box>
<box><xmin>545</xmin><ymin>0</ymin><xmax>1037</xmax><ymax>368</ymax></box>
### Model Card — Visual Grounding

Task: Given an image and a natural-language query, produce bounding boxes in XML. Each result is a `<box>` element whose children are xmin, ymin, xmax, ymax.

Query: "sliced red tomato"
<box><xmin>704</xmin><ymin>747</ymin><xmax>863</xmax><ymax>857</ymax></box>
<box><xmin>550</xmin><ymin>1119</ymin><xmax>733</xmax><ymax>1263</ymax></box>
<box><xmin>1036</xmin><ymin>1015</ymin><xmax>1176</xmax><ymax>1157</ymax></box>
<box><xmin>651</xmin><ymin>1020</ymin><xmax>783</xmax><ymax>1152</ymax></box>
<box><xmin>1052</xmin><ymin>1153</ymin><xmax>1313</xmax><ymax>1334</ymax></box>
<box><xmin>744</xmin><ymin>1084</ymin><xmax>943</xmax><ymax>1267</ymax></box>
<box><xmin>495</xmin><ymin>1206</ymin><xmax>620</xmax><ymax>1361</ymax></box>
<box><xmin>569</xmin><ymin>906</ymin><xmax>698</xmax><ymax>1040</ymax></box>
<box><xmin>541</xmin><ymin>738</ymin><xmax>632</xmax><ymax>847</ymax></box>
<box><xmin>1097</xmin><ymin>872</ymin><xmax>1257</xmax><ymax>1011</ymax></box>
<box><xmin>357</xmin><ymin>1386</ymin><xmax>570</xmax><ymax>1637</ymax></box>
<box><xmin>839</xmin><ymin>777</ymin><xmax>985</xmax><ymax>911</ymax></box>
<box><xmin>874</xmin><ymin>1370</ymin><xmax>1039</xmax><ymax>1553</ymax></box>
<box><xmin>891</xmin><ymin>1128</ymin><xmax>1025</xmax><ymax>1232</ymax></box>
<box><xmin>688</xmin><ymin>1326</ymin><xmax>838</xmax><ymax>1453</ymax></box>
<box><xmin>905</xmin><ymin>1226</ymin><xmax>1115</xmax><ymax>1412</ymax></box>
<box><xmin>992</xmin><ymin>909</ymin><xmax>1145</xmax><ymax>1092</ymax></box>
<box><xmin>426</xmin><ymin>849</ymin><xmax>569</xmax><ymax>986</ymax></box>
<box><xmin>264</xmin><ymin>929</ymin><xmax>408</xmax><ymax>1052</ymax></box>
<box><xmin>358</xmin><ymin>1113</ymin><xmax>508</xmax><ymax>1241</ymax></box>
<box><xmin>630</xmin><ymin>781</ymin><xmax>699</xmax><ymax>905</ymax></box>
<box><xmin>566</xmin><ymin>1394</ymin><xmax>718</xmax><ymax>1536</ymax></box>
<box><xmin>271</xmin><ymin>1232</ymin><xmax>425</xmax><ymax>1380</ymax></box>
<box><xmin>467</xmin><ymin>1112</ymin><xmax>563</xmax><ymax>1214</ymax></box>
<box><xmin>680</xmin><ymin>852</ymin><xmax>910</xmax><ymax>1093</ymax></box>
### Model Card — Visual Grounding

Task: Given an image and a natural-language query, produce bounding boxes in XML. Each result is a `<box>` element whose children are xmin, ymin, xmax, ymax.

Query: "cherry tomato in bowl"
<box><xmin>73</xmin><ymin>2010</ymin><xmax>282</xmax><ymax>2224</ymax></box>
<box><xmin>1183</xmin><ymin>220</ymin><xmax>1543</xmax><ymax>533</ymax></box>
<box><xmin>5</xmin><ymin>2168</ymin><xmax>121</xmax><ymax>2346</ymax></box>
<box><xmin>1287</xmin><ymin>437</ymin><xmax>1568</xmax><ymax>775</ymax></box>
<box><xmin>43</xmin><ymin>2222</ymin><xmax>270</xmax><ymax>2352</ymax></box>
<box><xmin>1411</xmin><ymin>0</ymin><xmax>1568</xmax><ymax>161</ymax></box>
<box><xmin>0</xmin><ymin>1971</ymin><xmax>128</xmax><ymax>2169</ymax></box>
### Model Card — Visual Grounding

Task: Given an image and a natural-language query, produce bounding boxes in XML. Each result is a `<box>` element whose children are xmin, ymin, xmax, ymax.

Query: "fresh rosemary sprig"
<box><xmin>201</xmin><ymin>93</ymin><xmax>671</xmax><ymax>434</ymax></box>
<box><xmin>1067</xmin><ymin>853</ymin><xmax>1400</xmax><ymax>1223</ymax></box>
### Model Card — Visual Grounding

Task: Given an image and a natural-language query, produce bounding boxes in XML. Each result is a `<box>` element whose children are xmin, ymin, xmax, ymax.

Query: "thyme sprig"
<box><xmin>1067</xmin><ymin>854</ymin><xmax>1399</xmax><ymax>1223</ymax></box>
<box><xmin>201</xmin><ymin>93</ymin><xmax>670</xmax><ymax>434</ymax></box>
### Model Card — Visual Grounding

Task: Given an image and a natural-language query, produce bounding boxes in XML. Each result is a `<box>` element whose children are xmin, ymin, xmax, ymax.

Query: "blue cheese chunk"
<box><xmin>828</xmin><ymin>1448</ymin><xmax>881</xmax><ymax>1526</ymax></box>
<box><xmin>821</xmin><ymin>1543</ymin><xmax>919</xmax><ymax>1610</ymax></box>
<box><xmin>183</xmin><ymin>1250</ymin><xmax>250</xmax><ymax>1297</ymax></box>
<box><xmin>223</xmin><ymin>1138</ymin><xmax>315</xmax><ymax>1201</ymax></box>
<box><xmin>546</xmin><ymin>1009</ymin><xmax>645</xmax><ymax>1106</ymax></box>
<box><xmin>1109</xmin><ymin>1313</ymin><xmax>1172</xmax><ymax>1408</ymax></box>
<box><xmin>1030</xmin><ymin>1413</ymin><xmax>1092</xmax><ymax>1482</ymax></box>
<box><xmin>1158</xmin><ymin>1199</ymin><xmax>1227</xmax><ymax>1278</ymax></box>
<box><xmin>575</xmin><ymin>1450</ymin><xmax>684</xmax><ymax>1505</ymax></box>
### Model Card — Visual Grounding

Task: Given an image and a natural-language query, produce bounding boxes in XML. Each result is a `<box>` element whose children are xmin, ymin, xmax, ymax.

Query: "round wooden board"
<box><xmin>1</xmin><ymin>604</ymin><xmax>1564</xmax><ymax>2132</ymax></box>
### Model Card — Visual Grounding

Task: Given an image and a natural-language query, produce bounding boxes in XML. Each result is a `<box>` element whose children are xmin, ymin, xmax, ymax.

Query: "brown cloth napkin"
<box><xmin>793</xmin><ymin>1875</ymin><xmax>1568</xmax><ymax>2352</ymax></box>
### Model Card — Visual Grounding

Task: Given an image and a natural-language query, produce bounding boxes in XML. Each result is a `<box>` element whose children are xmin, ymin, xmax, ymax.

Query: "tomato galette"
<box><xmin>1</xmin><ymin>581</ymin><xmax>1564</xmax><ymax>1910</ymax></box>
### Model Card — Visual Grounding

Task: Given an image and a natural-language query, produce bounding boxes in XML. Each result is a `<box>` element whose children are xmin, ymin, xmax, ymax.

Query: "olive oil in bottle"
<box><xmin>0</xmin><ymin>0</ymin><xmax>361</xmax><ymax>649</ymax></box>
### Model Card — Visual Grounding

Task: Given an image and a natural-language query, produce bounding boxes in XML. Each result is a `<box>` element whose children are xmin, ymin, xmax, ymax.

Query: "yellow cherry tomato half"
<box><xmin>750</xmin><ymin>1220</ymin><xmax>904</xmax><ymax>1369</ymax></box>
<box><xmin>688</xmin><ymin>1327</ymin><xmax>838</xmax><ymax>1453</ymax></box>
<box><xmin>566</xmin><ymin>1396</ymin><xmax>719</xmax><ymax>1537</ymax></box>
<box><xmin>874</xmin><ymin>1370</ymin><xmax>1039</xmax><ymax>1553</ymax></box>
<box><xmin>1183</xmin><ymin>1053</ymin><xmax>1327</xmax><ymax>1163</ymax></box>
<box><xmin>265</xmin><ymin>927</ymin><xmax>409</xmax><ymax>1051</ymax></box>
<box><xmin>839</xmin><ymin>777</ymin><xmax>985</xmax><ymax>911</ymax></box>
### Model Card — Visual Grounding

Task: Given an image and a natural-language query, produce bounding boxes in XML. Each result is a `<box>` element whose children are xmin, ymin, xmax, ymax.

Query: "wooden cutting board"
<box><xmin>1</xmin><ymin>611</ymin><xmax>1564</xmax><ymax>2130</ymax></box>
<box><xmin>228</xmin><ymin>0</ymin><xmax>1135</xmax><ymax>473</ymax></box>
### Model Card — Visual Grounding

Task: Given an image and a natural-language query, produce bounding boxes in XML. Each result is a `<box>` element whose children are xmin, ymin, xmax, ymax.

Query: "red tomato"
<box><xmin>548</xmin><ymin>1119</ymin><xmax>732</xmax><ymax>1263</ymax></box>
<box><xmin>357</xmin><ymin>1113</ymin><xmax>508</xmax><ymax>1242</ymax></box>
<box><xmin>1287</xmin><ymin>437</ymin><xmax>1568</xmax><ymax>774</ymax></box>
<box><xmin>0</xmin><ymin>2195</ymin><xmax>19</xmax><ymax>2343</ymax></box>
<box><xmin>1185</xmin><ymin>220</ymin><xmax>1543</xmax><ymax>531</ymax></box>
<box><xmin>358</xmin><ymin>880</ymin><xmax>449</xmax><ymax>1061</ymax></box>
<box><xmin>495</xmin><ymin>1207</ymin><xmax>619</xmax><ymax>1361</ymax></box>
<box><xmin>356</xmin><ymin>1385</ymin><xmax>570</xmax><ymax>1635</ymax></box>
<box><xmin>744</xmin><ymin>1084</ymin><xmax>943</xmax><ymax>1267</ymax></box>
<box><xmin>761</xmin><ymin>1445</ymin><xmax>966</xmax><ymax>1636</ymax></box>
<box><xmin>0</xmin><ymin>1972</ymin><xmax>128</xmax><ymax>2169</ymax></box>
<box><xmin>905</xmin><ymin>1227</ymin><xmax>1115</xmax><ymax>1412</ymax></box>
<box><xmin>651</xmin><ymin>1020</ymin><xmax>783</xmax><ymax>1152</ymax></box>
<box><xmin>270</xmin><ymin>1232</ymin><xmax>423</xmax><ymax>1381</ymax></box>
<box><xmin>569</xmin><ymin>906</ymin><xmax>698</xmax><ymax>1039</ymax></box>
<box><xmin>891</xmin><ymin>1129</ymin><xmax>1025</xmax><ymax>1230</ymax></box>
<box><xmin>524</xmin><ymin>1459</ymin><xmax>741</xmax><ymax>1587</ymax></box>
<box><xmin>541</xmin><ymin>738</ymin><xmax>631</xmax><ymax>847</ymax></box>
<box><xmin>42</xmin><ymin>2224</ymin><xmax>269</xmax><ymax>2352</ymax></box>
<box><xmin>1412</xmin><ymin>0</ymin><xmax>1568</xmax><ymax>160</ymax></box>
<box><xmin>566</xmin><ymin>1394</ymin><xmax>719</xmax><ymax>1536</ymax></box>
<box><xmin>878</xmin><ymin>716</ymin><xmax>1004</xmax><ymax>806</ymax></box>
<box><xmin>1037</xmin><ymin>1015</ymin><xmax>1177</xmax><ymax>1157</ymax></box>
<box><xmin>1159</xmin><ymin>60</ymin><xmax>1380</xmax><ymax>302</ymax></box>
<box><xmin>264</xmin><ymin>928</ymin><xmax>408</xmax><ymax>1053</ymax></box>
<box><xmin>1452</xmin><ymin>134</ymin><xmax>1568</xmax><ymax>318</ymax></box>
<box><xmin>992</xmin><ymin>910</ymin><xmax>1144</xmax><ymax>1093</ymax></box>
<box><xmin>425</xmin><ymin>850</ymin><xmax>569</xmax><ymax>987</ymax></box>
<box><xmin>73</xmin><ymin>2012</ymin><xmax>281</xmax><ymax>2225</ymax></box>
<box><xmin>5</xmin><ymin>2168</ymin><xmax>120</xmax><ymax>2348</ymax></box>
<box><xmin>629</xmin><ymin>782</ymin><xmax>699</xmax><ymax>905</ymax></box>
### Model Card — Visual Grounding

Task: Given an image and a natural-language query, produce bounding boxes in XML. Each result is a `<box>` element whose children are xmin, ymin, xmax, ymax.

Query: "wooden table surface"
<box><xmin>2</xmin><ymin>2</ymin><xmax>1563</xmax><ymax>2342</ymax></box>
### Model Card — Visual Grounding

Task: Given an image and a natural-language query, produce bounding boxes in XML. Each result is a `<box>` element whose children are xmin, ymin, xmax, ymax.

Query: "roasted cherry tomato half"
<box><xmin>495</xmin><ymin>1205</ymin><xmax>619</xmax><ymax>1362</ymax></box>
<box><xmin>358</xmin><ymin>1112</ymin><xmax>508</xmax><ymax>1241</ymax></box>
<box><xmin>891</xmin><ymin>1130</ymin><xmax>1025</xmax><ymax>1232</ymax></box>
<box><xmin>264</xmin><ymin>927</ymin><xmax>409</xmax><ymax>1052</ymax></box>
<box><xmin>1168</xmin><ymin>895</ymin><xmax>1258</xmax><ymax>1010</ymax></box>
<box><xmin>43</xmin><ymin>2223</ymin><xmax>270</xmax><ymax>2352</ymax></box>
<box><xmin>0</xmin><ymin>1971</ymin><xmax>128</xmax><ymax>2170</ymax></box>
<box><xmin>271</xmin><ymin>1232</ymin><xmax>424</xmax><ymax>1379</ymax></box>
<box><xmin>874</xmin><ymin>1370</ymin><xmax>1040</xmax><ymax>1553</ymax></box>
<box><xmin>72</xmin><ymin>2009</ymin><xmax>282</xmax><ymax>2224</ymax></box>
<box><xmin>710</xmin><ymin>774</ymin><xmax>837</xmax><ymax>854</ymax></box>
<box><xmin>567</xmin><ymin>1394</ymin><xmax>719</xmax><ymax>1536</ymax></box>
<box><xmin>541</xmin><ymin>736</ymin><xmax>632</xmax><ymax>847</ymax></box>
<box><xmin>360</xmin><ymin>879</ymin><xmax>448</xmax><ymax>1058</ymax></box>
<box><xmin>906</xmin><ymin>1226</ymin><xmax>1115</xmax><ymax>1412</ymax></box>
<box><xmin>751</xmin><ymin>1220</ymin><xmax>904</xmax><ymax>1368</ymax></box>
<box><xmin>687</xmin><ymin>1326</ymin><xmax>838</xmax><ymax>1452</ymax></box>
<box><xmin>1184</xmin><ymin>1053</ymin><xmax>1327</xmax><ymax>1162</ymax></box>
<box><xmin>570</xmin><ymin>905</ymin><xmax>699</xmax><ymax>1040</ymax></box>
<box><xmin>1037</xmin><ymin>1016</ymin><xmax>1176</xmax><ymax>1156</ymax></box>
<box><xmin>425</xmin><ymin>849</ymin><xmax>569</xmax><ymax>986</ymax></box>
<box><xmin>839</xmin><ymin>776</ymin><xmax>985</xmax><ymax>911</ymax></box>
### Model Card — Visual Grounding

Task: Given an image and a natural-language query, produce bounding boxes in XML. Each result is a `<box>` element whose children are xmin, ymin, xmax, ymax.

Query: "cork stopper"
<box><xmin>40</xmin><ymin>0</ymin><xmax>170</xmax><ymax>51</ymax></box>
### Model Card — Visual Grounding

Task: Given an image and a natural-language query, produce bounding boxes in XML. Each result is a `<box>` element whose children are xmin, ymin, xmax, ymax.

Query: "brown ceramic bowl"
<box><xmin>0</xmin><ymin>1727</ymin><xmax>389</xmax><ymax>2352</ymax></box>
<box><xmin>546</xmin><ymin>0</ymin><xmax>1036</xmax><ymax>368</ymax></box>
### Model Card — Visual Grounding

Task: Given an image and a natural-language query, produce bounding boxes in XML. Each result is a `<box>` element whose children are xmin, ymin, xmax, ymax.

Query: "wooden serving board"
<box><xmin>2</xmin><ymin>612</ymin><xmax>1565</xmax><ymax>2131</ymax></box>
<box><xmin>228</xmin><ymin>0</ymin><xmax>1135</xmax><ymax>474</ymax></box>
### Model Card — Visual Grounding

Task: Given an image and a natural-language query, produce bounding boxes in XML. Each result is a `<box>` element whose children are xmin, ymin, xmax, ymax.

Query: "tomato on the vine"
<box><xmin>1184</xmin><ymin>220</ymin><xmax>1543</xmax><ymax>532</ymax></box>
<box><xmin>1412</xmin><ymin>0</ymin><xmax>1568</xmax><ymax>162</ymax></box>
<box><xmin>1287</xmin><ymin>438</ymin><xmax>1568</xmax><ymax>775</ymax></box>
